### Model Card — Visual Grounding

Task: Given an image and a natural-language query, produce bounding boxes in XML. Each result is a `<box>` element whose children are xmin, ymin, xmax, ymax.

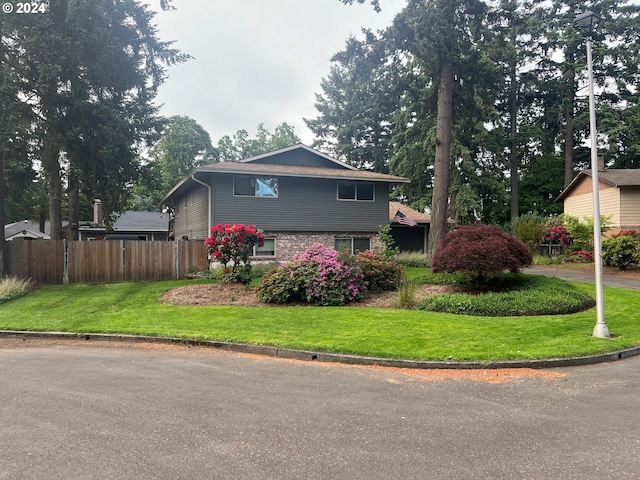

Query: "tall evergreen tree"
<box><xmin>305</xmin><ymin>32</ymin><xmax>397</xmax><ymax>172</ymax></box>
<box><xmin>1</xmin><ymin>0</ymin><xmax>188</xmax><ymax>239</ymax></box>
<box><xmin>216</xmin><ymin>123</ymin><xmax>301</xmax><ymax>162</ymax></box>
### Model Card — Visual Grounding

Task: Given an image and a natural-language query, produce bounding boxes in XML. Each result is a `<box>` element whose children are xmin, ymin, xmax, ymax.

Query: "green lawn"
<box><xmin>1</xmin><ymin>276</ymin><xmax>639</xmax><ymax>362</ymax></box>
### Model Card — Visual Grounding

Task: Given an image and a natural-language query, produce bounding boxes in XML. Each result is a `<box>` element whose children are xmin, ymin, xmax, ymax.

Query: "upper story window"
<box><xmin>337</xmin><ymin>182</ymin><xmax>374</xmax><ymax>201</ymax></box>
<box><xmin>234</xmin><ymin>176</ymin><xmax>278</xmax><ymax>197</ymax></box>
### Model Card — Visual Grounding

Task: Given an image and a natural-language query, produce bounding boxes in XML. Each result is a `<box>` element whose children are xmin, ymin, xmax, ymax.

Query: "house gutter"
<box><xmin>191</xmin><ymin>174</ymin><xmax>212</xmax><ymax>236</ymax></box>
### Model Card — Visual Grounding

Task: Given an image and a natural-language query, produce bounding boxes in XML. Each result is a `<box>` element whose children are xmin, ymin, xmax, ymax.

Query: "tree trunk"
<box><xmin>427</xmin><ymin>61</ymin><xmax>453</xmax><ymax>258</ymax></box>
<box><xmin>0</xmin><ymin>149</ymin><xmax>5</xmax><ymax>277</ymax></box>
<box><xmin>509</xmin><ymin>59</ymin><xmax>519</xmax><ymax>220</ymax></box>
<box><xmin>66</xmin><ymin>172</ymin><xmax>79</xmax><ymax>241</ymax></box>
<box><xmin>42</xmin><ymin>132</ymin><xmax>63</xmax><ymax>240</ymax></box>
<box><xmin>564</xmin><ymin>51</ymin><xmax>575</xmax><ymax>188</ymax></box>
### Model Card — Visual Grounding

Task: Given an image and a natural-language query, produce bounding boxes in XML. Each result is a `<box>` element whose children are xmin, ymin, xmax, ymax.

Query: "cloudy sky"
<box><xmin>152</xmin><ymin>0</ymin><xmax>406</xmax><ymax>146</ymax></box>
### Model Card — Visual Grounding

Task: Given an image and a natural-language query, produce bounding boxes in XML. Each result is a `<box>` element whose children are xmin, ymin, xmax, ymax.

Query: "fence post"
<box><xmin>121</xmin><ymin>240</ymin><xmax>126</xmax><ymax>281</ymax></box>
<box><xmin>175</xmin><ymin>240</ymin><xmax>180</xmax><ymax>279</ymax></box>
<box><xmin>63</xmin><ymin>239</ymin><xmax>68</xmax><ymax>285</ymax></box>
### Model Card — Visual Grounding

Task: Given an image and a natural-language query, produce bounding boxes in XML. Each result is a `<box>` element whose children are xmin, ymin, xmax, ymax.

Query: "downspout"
<box><xmin>191</xmin><ymin>174</ymin><xmax>212</xmax><ymax>237</ymax></box>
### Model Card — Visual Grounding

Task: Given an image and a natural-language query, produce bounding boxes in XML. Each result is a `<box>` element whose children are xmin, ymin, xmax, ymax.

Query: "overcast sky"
<box><xmin>152</xmin><ymin>0</ymin><xmax>406</xmax><ymax>146</ymax></box>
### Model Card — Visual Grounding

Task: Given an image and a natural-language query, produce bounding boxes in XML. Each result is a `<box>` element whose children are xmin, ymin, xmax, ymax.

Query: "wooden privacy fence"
<box><xmin>5</xmin><ymin>240</ymin><xmax>209</xmax><ymax>284</ymax></box>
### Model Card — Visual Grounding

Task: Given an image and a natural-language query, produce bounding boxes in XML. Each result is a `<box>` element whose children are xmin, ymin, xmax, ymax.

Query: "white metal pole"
<box><xmin>586</xmin><ymin>36</ymin><xmax>610</xmax><ymax>339</ymax></box>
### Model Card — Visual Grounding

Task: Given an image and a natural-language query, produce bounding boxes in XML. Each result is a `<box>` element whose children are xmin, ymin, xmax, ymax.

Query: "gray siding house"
<box><xmin>161</xmin><ymin>144</ymin><xmax>410</xmax><ymax>260</ymax></box>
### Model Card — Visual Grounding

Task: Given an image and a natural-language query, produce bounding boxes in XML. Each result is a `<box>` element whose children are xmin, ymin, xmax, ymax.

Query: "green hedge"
<box><xmin>418</xmin><ymin>275</ymin><xmax>595</xmax><ymax>317</ymax></box>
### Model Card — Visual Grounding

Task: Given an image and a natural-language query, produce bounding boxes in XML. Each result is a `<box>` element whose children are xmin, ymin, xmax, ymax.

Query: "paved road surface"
<box><xmin>526</xmin><ymin>265</ymin><xmax>640</xmax><ymax>290</ymax></box>
<box><xmin>1</xmin><ymin>340</ymin><xmax>639</xmax><ymax>479</ymax></box>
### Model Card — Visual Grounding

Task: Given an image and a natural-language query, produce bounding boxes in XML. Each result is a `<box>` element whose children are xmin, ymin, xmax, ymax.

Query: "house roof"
<box><xmin>161</xmin><ymin>144</ymin><xmax>410</xmax><ymax>205</ymax></box>
<box><xmin>79</xmin><ymin>211</ymin><xmax>170</xmax><ymax>232</ymax></box>
<box><xmin>4</xmin><ymin>220</ymin><xmax>51</xmax><ymax>240</ymax></box>
<box><xmin>557</xmin><ymin>169</ymin><xmax>640</xmax><ymax>201</ymax></box>
<box><xmin>388</xmin><ymin>202</ymin><xmax>432</xmax><ymax>224</ymax></box>
<box><xmin>196</xmin><ymin>162</ymin><xmax>409</xmax><ymax>182</ymax></box>
<box><xmin>239</xmin><ymin>143</ymin><xmax>358</xmax><ymax>170</ymax></box>
<box><xmin>4</xmin><ymin>213</ymin><xmax>168</xmax><ymax>239</ymax></box>
<box><xmin>111</xmin><ymin>211</ymin><xmax>170</xmax><ymax>232</ymax></box>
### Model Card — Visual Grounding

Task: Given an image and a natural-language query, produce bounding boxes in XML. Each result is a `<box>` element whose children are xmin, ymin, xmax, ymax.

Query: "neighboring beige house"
<box><xmin>557</xmin><ymin>168</ymin><xmax>640</xmax><ymax>233</ymax></box>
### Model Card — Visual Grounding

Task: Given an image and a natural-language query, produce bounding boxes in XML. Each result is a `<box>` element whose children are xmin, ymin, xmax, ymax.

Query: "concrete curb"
<box><xmin>2</xmin><ymin>330</ymin><xmax>640</xmax><ymax>370</ymax></box>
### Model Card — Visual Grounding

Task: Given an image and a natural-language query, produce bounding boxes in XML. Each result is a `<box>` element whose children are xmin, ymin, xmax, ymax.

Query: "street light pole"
<box><xmin>575</xmin><ymin>10</ymin><xmax>610</xmax><ymax>339</ymax></box>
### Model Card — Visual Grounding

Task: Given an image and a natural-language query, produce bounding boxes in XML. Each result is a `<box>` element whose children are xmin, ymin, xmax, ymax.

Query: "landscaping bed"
<box><xmin>159</xmin><ymin>282</ymin><xmax>468</xmax><ymax>308</ymax></box>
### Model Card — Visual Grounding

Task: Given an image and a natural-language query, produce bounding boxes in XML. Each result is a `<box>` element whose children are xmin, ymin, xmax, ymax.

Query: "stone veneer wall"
<box><xmin>254</xmin><ymin>231</ymin><xmax>383</xmax><ymax>262</ymax></box>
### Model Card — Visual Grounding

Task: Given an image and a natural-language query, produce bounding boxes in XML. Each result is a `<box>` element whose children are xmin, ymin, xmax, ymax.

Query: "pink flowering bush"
<box><xmin>541</xmin><ymin>225</ymin><xmax>571</xmax><ymax>246</ymax></box>
<box><xmin>205</xmin><ymin>224</ymin><xmax>265</xmax><ymax>284</ymax></box>
<box><xmin>256</xmin><ymin>243</ymin><xmax>365</xmax><ymax>306</ymax></box>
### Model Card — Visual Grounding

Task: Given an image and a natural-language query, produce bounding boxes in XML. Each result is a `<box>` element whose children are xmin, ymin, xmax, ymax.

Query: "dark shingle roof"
<box><xmin>197</xmin><ymin>161</ymin><xmax>409</xmax><ymax>183</ymax></box>
<box><xmin>111</xmin><ymin>211</ymin><xmax>170</xmax><ymax>232</ymax></box>
<box><xmin>596</xmin><ymin>169</ymin><xmax>640</xmax><ymax>186</ymax></box>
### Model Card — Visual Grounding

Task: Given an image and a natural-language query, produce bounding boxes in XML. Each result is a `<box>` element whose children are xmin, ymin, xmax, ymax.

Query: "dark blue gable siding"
<box><xmin>246</xmin><ymin>148</ymin><xmax>346</xmax><ymax>169</ymax></box>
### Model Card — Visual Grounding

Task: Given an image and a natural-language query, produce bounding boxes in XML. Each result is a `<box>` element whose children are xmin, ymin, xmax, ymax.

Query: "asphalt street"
<box><xmin>1</xmin><ymin>339</ymin><xmax>639</xmax><ymax>480</ymax></box>
<box><xmin>526</xmin><ymin>265</ymin><xmax>640</xmax><ymax>290</ymax></box>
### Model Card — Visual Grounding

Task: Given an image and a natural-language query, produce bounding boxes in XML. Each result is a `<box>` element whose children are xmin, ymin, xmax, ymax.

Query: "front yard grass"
<box><xmin>1</xmin><ymin>275</ymin><xmax>639</xmax><ymax>362</ymax></box>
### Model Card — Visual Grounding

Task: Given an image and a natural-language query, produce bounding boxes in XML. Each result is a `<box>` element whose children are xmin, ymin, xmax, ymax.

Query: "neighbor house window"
<box><xmin>337</xmin><ymin>182</ymin><xmax>374</xmax><ymax>201</ymax></box>
<box><xmin>334</xmin><ymin>237</ymin><xmax>370</xmax><ymax>254</ymax></box>
<box><xmin>253</xmin><ymin>238</ymin><xmax>276</xmax><ymax>257</ymax></box>
<box><xmin>234</xmin><ymin>176</ymin><xmax>278</xmax><ymax>197</ymax></box>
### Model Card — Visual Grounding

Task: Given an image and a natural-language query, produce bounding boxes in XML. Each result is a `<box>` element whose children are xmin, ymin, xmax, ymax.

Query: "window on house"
<box><xmin>334</xmin><ymin>237</ymin><xmax>371</xmax><ymax>254</ymax></box>
<box><xmin>253</xmin><ymin>238</ymin><xmax>276</xmax><ymax>257</ymax></box>
<box><xmin>337</xmin><ymin>182</ymin><xmax>374</xmax><ymax>201</ymax></box>
<box><xmin>234</xmin><ymin>176</ymin><xmax>278</xmax><ymax>197</ymax></box>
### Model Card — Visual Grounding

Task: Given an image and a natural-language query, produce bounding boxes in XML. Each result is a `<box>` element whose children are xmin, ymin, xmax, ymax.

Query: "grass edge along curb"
<box><xmin>2</xmin><ymin>330</ymin><xmax>640</xmax><ymax>370</ymax></box>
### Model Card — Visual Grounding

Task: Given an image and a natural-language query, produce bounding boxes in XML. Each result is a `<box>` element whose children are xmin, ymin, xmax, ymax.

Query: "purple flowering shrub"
<box><xmin>256</xmin><ymin>243</ymin><xmax>365</xmax><ymax>306</ymax></box>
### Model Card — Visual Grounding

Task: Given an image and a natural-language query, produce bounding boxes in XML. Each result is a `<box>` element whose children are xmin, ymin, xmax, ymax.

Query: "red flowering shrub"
<box><xmin>431</xmin><ymin>224</ymin><xmax>533</xmax><ymax>282</ymax></box>
<box><xmin>541</xmin><ymin>225</ymin><xmax>571</xmax><ymax>246</ymax></box>
<box><xmin>568</xmin><ymin>250</ymin><xmax>593</xmax><ymax>263</ymax></box>
<box><xmin>205</xmin><ymin>224</ymin><xmax>265</xmax><ymax>283</ymax></box>
<box><xmin>617</xmin><ymin>229</ymin><xmax>640</xmax><ymax>241</ymax></box>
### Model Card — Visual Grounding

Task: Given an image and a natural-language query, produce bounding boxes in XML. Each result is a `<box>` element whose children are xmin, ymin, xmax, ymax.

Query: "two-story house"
<box><xmin>161</xmin><ymin>144</ymin><xmax>411</xmax><ymax>261</ymax></box>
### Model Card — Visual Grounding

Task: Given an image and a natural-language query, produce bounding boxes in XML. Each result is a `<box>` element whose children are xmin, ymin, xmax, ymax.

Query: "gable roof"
<box><xmin>388</xmin><ymin>202</ymin><xmax>432</xmax><ymax>224</ymax></box>
<box><xmin>239</xmin><ymin>144</ymin><xmax>358</xmax><ymax>170</ymax></box>
<box><xmin>557</xmin><ymin>169</ymin><xmax>640</xmax><ymax>201</ymax></box>
<box><xmin>162</xmin><ymin>144</ymin><xmax>410</xmax><ymax>204</ymax></box>
<box><xmin>4</xmin><ymin>220</ymin><xmax>51</xmax><ymax>240</ymax></box>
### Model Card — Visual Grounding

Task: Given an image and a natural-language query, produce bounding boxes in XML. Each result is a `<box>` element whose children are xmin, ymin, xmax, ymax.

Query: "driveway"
<box><xmin>1</xmin><ymin>339</ymin><xmax>639</xmax><ymax>479</ymax></box>
<box><xmin>526</xmin><ymin>265</ymin><xmax>640</xmax><ymax>290</ymax></box>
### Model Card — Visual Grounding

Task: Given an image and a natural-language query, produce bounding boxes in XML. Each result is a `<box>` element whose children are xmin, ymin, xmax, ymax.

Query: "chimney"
<box><xmin>93</xmin><ymin>199</ymin><xmax>103</xmax><ymax>225</ymax></box>
<box><xmin>598</xmin><ymin>155</ymin><xmax>605</xmax><ymax>172</ymax></box>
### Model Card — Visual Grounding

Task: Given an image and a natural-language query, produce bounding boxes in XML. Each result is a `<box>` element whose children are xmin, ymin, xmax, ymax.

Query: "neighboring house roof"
<box><xmin>4</xmin><ymin>220</ymin><xmax>51</xmax><ymax>240</ymax></box>
<box><xmin>389</xmin><ymin>202</ymin><xmax>432</xmax><ymax>224</ymax></box>
<box><xmin>557</xmin><ymin>169</ymin><xmax>640</xmax><ymax>202</ymax></box>
<box><xmin>162</xmin><ymin>144</ymin><xmax>410</xmax><ymax>204</ymax></box>
<box><xmin>110</xmin><ymin>211</ymin><xmax>171</xmax><ymax>232</ymax></box>
<box><xmin>79</xmin><ymin>211</ymin><xmax>170</xmax><ymax>233</ymax></box>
